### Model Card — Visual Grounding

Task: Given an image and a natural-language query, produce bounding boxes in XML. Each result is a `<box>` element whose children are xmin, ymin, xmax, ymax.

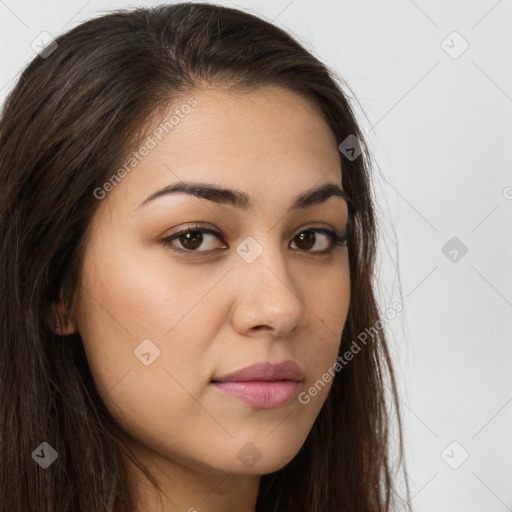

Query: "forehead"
<box><xmin>96</xmin><ymin>85</ymin><xmax>342</xmax><ymax>216</ymax></box>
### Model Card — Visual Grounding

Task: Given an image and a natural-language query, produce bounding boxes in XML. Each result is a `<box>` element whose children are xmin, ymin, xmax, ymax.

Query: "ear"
<box><xmin>47</xmin><ymin>295</ymin><xmax>78</xmax><ymax>336</ymax></box>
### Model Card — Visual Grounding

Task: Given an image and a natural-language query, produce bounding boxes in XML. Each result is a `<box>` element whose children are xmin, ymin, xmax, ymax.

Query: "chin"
<box><xmin>216</xmin><ymin>434</ymin><xmax>307</xmax><ymax>476</ymax></box>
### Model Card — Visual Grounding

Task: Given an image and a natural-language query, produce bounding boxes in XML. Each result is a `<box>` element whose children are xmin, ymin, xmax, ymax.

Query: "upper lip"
<box><xmin>212</xmin><ymin>361</ymin><xmax>304</xmax><ymax>382</ymax></box>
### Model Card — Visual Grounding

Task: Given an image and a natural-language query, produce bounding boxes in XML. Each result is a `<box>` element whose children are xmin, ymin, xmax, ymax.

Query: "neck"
<box><xmin>123</xmin><ymin>438</ymin><xmax>261</xmax><ymax>512</ymax></box>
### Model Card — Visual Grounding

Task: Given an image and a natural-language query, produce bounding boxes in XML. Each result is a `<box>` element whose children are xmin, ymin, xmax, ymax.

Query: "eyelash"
<box><xmin>161</xmin><ymin>223</ymin><xmax>348</xmax><ymax>256</ymax></box>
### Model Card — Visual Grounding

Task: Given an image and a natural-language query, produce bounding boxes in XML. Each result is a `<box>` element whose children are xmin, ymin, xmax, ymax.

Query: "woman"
<box><xmin>0</xmin><ymin>3</ymin><xmax>411</xmax><ymax>511</ymax></box>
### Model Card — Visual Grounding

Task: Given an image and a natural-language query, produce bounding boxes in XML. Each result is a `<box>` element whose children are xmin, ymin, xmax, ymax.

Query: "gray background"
<box><xmin>1</xmin><ymin>1</ymin><xmax>511</xmax><ymax>510</ymax></box>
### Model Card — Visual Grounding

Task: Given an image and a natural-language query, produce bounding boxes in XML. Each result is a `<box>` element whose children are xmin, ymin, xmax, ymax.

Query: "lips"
<box><xmin>211</xmin><ymin>361</ymin><xmax>303</xmax><ymax>409</ymax></box>
<box><xmin>211</xmin><ymin>361</ymin><xmax>304</xmax><ymax>383</ymax></box>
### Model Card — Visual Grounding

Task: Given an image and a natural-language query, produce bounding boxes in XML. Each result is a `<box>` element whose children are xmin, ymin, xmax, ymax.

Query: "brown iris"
<box><xmin>179</xmin><ymin>231</ymin><xmax>203</xmax><ymax>250</ymax></box>
<box><xmin>294</xmin><ymin>231</ymin><xmax>315</xmax><ymax>250</ymax></box>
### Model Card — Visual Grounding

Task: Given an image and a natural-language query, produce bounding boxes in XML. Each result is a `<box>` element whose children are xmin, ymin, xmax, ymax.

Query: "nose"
<box><xmin>229</xmin><ymin>243</ymin><xmax>309</xmax><ymax>338</ymax></box>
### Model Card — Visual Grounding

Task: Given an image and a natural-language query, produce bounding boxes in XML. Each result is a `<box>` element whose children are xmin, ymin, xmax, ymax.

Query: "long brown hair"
<box><xmin>0</xmin><ymin>3</ymin><xmax>411</xmax><ymax>511</ymax></box>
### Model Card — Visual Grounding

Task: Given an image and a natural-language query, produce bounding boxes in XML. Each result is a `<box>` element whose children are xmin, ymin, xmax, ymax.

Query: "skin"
<box><xmin>55</xmin><ymin>85</ymin><xmax>350</xmax><ymax>512</ymax></box>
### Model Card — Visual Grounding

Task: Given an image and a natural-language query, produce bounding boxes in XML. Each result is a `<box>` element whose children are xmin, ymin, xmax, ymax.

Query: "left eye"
<box><xmin>289</xmin><ymin>229</ymin><xmax>339</xmax><ymax>252</ymax></box>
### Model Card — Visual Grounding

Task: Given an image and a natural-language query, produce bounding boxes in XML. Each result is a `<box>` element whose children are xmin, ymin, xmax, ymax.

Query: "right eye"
<box><xmin>161</xmin><ymin>225</ymin><xmax>228</xmax><ymax>254</ymax></box>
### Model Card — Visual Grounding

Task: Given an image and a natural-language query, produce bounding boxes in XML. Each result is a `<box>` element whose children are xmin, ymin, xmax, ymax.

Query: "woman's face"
<box><xmin>66</xmin><ymin>85</ymin><xmax>350</xmax><ymax>480</ymax></box>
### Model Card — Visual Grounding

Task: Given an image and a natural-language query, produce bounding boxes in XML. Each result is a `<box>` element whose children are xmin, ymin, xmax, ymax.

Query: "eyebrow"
<box><xmin>138</xmin><ymin>181</ymin><xmax>349</xmax><ymax>212</ymax></box>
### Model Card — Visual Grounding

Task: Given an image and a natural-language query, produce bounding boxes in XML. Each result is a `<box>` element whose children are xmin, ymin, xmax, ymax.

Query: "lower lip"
<box><xmin>212</xmin><ymin>380</ymin><xmax>300</xmax><ymax>409</ymax></box>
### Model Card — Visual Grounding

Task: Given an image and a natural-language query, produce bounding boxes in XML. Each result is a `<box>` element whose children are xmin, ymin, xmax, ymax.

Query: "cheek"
<box><xmin>298</xmin><ymin>256</ymin><xmax>350</xmax><ymax>395</ymax></box>
<box><xmin>302</xmin><ymin>253</ymin><xmax>350</xmax><ymax>337</ymax></box>
<box><xmin>74</xmin><ymin>239</ymin><xmax>229</xmax><ymax>404</ymax></box>
<box><xmin>74</xmin><ymin>248</ymin><xmax>234</xmax><ymax>463</ymax></box>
